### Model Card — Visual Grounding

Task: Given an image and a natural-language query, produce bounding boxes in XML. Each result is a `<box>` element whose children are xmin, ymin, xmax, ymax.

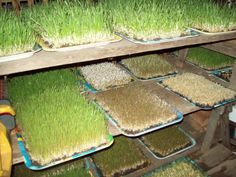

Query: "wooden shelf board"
<box><xmin>202</xmin><ymin>39</ymin><xmax>236</xmax><ymax>58</ymax></box>
<box><xmin>1</xmin><ymin>32</ymin><xmax>236</xmax><ymax>76</ymax></box>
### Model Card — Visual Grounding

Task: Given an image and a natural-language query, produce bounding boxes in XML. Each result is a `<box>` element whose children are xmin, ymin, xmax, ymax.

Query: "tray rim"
<box><xmin>0</xmin><ymin>48</ymin><xmax>41</xmax><ymax>63</ymax></box>
<box><xmin>39</xmin><ymin>35</ymin><xmax>122</xmax><ymax>52</ymax></box>
<box><xmin>115</xmin><ymin>29</ymin><xmax>199</xmax><ymax>45</ymax></box>
<box><xmin>16</xmin><ymin>132</ymin><xmax>114</xmax><ymax>170</ymax></box>
<box><xmin>211</xmin><ymin>67</ymin><xmax>232</xmax><ymax>82</ymax></box>
<box><xmin>190</xmin><ymin>27</ymin><xmax>236</xmax><ymax>36</ymax></box>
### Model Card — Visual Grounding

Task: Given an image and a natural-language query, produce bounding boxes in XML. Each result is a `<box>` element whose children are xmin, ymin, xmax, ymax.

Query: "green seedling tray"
<box><xmin>95</xmin><ymin>100</ymin><xmax>183</xmax><ymax>137</ymax></box>
<box><xmin>119</xmin><ymin>62</ymin><xmax>178</xmax><ymax>81</ymax></box>
<box><xmin>142</xmin><ymin>157</ymin><xmax>209</xmax><ymax>177</ymax></box>
<box><xmin>86</xmin><ymin>153</ymin><xmax>149</xmax><ymax>177</ymax></box>
<box><xmin>186</xmin><ymin>59</ymin><xmax>233</xmax><ymax>73</ymax></box>
<box><xmin>138</xmin><ymin>127</ymin><xmax>196</xmax><ymax>160</ymax></box>
<box><xmin>16</xmin><ymin>132</ymin><xmax>114</xmax><ymax>170</ymax></box>
<box><xmin>158</xmin><ymin>78</ymin><xmax>236</xmax><ymax>110</ymax></box>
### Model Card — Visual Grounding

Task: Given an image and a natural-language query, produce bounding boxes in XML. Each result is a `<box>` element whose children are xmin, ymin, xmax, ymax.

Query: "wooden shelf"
<box><xmin>8</xmin><ymin>32</ymin><xmax>236</xmax><ymax>167</ymax></box>
<box><xmin>10</xmin><ymin>53</ymin><xmax>235</xmax><ymax>165</ymax></box>
<box><xmin>202</xmin><ymin>39</ymin><xmax>236</xmax><ymax>58</ymax></box>
<box><xmin>1</xmin><ymin>32</ymin><xmax>236</xmax><ymax>76</ymax></box>
<box><xmin>11</xmin><ymin>79</ymin><xmax>201</xmax><ymax>164</ymax></box>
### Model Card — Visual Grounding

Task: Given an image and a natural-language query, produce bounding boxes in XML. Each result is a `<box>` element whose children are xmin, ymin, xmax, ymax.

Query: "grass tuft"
<box><xmin>0</xmin><ymin>10</ymin><xmax>35</xmax><ymax>56</ymax></box>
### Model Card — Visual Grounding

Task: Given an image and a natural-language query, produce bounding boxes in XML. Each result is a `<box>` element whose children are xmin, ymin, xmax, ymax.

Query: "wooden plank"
<box><xmin>176</xmin><ymin>48</ymin><xmax>189</xmax><ymax>67</ymax></box>
<box><xmin>230</xmin><ymin>138</ymin><xmax>236</xmax><ymax>146</ymax></box>
<box><xmin>27</xmin><ymin>0</ymin><xmax>34</xmax><ymax>7</ymax></box>
<box><xmin>0</xmin><ymin>32</ymin><xmax>236</xmax><ymax>76</ymax></box>
<box><xmin>229</xmin><ymin>62</ymin><xmax>236</xmax><ymax>91</ymax></box>
<box><xmin>220</xmin><ymin>106</ymin><xmax>231</xmax><ymax>149</ymax></box>
<box><xmin>12</xmin><ymin>0</ymin><xmax>20</xmax><ymax>15</ymax></box>
<box><xmin>42</xmin><ymin>0</ymin><xmax>48</xmax><ymax>4</ymax></box>
<box><xmin>203</xmin><ymin>39</ymin><xmax>236</xmax><ymax>58</ymax></box>
<box><xmin>201</xmin><ymin>107</ymin><xmax>225</xmax><ymax>152</ymax></box>
<box><xmin>207</xmin><ymin>158</ymin><xmax>236</xmax><ymax>176</ymax></box>
<box><xmin>198</xmin><ymin>144</ymin><xmax>232</xmax><ymax>169</ymax></box>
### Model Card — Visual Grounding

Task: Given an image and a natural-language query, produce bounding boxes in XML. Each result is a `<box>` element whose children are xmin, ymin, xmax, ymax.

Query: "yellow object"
<box><xmin>0</xmin><ymin>105</ymin><xmax>15</xmax><ymax>116</ymax></box>
<box><xmin>0</xmin><ymin>122</ymin><xmax>12</xmax><ymax>177</ymax></box>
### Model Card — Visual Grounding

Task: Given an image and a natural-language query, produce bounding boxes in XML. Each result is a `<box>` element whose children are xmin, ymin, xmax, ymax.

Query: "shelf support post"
<box><xmin>176</xmin><ymin>48</ymin><xmax>189</xmax><ymax>68</ymax></box>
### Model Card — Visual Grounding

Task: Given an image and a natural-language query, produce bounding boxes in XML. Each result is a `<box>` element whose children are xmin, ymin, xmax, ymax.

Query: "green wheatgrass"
<box><xmin>121</xmin><ymin>54</ymin><xmax>176</xmax><ymax>79</ymax></box>
<box><xmin>148</xmin><ymin>160</ymin><xmax>205</xmax><ymax>177</ymax></box>
<box><xmin>104</xmin><ymin>0</ymin><xmax>188</xmax><ymax>41</ymax></box>
<box><xmin>187</xmin><ymin>47</ymin><xmax>235</xmax><ymax>70</ymax></box>
<box><xmin>0</xmin><ymin>10</ymin><xmax>35</xmax><ymax>57</ymax></box>
<box><xmin>24</xmin><ymin>0</ymin><xmax>116</xmax><ymax>49</ymax></box>
<box><xmin>141</xmin><ymin>126</ymin><xmax>191</xmax><ymax>157</ymax></box>
<box><xmin>104</xmin><ymin>0</ymin><xmax>236</xmax><ymax>39</ymax></box>
<box><xmin>187</xmin><ymin>0</ymin><xmax>236</xmax><ymax>32</ymax></box>
<box><xmin>12</xmin><ymin>159</ymin><xmax>90</xmax><ymax>177</ymax></box>
<box><xmin>8</xmin><ymin>69</ymin><xmax>109</xmax><ymax>165</ymax></box>
<box><xmin>92</xmin><ymin>136</ymin><xmax>149</xmax><ymax>177</ymax></box>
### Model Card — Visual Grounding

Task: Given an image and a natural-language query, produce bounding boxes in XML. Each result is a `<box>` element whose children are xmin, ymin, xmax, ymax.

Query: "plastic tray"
<box><xmin>116</xmin><ymin>29</ymin><xmax>199</xmax><ymax>44</ymax></box>
<box><xmin>186</xmin><ymin>60</ymin><xmax>233</xmax><ymax>73</ymax></box>
<box><xmin>0</xmin><ymin>45</ymin><xmax>41</xmax><ymax>63</ymax></box>
<box><xmin>77</xmin><ymin>67</ymin><xmax>134</xmax><ymax>94</ymax></box>
<box><xmin>158</xmin><ymin>81</ymin><xmax>236</xmax><ymax>110</ymax></box>
<box><xmin>16</xmin><ymin>132</ymin><xmax>114</xmax><ymax>170</ymax></box>
<box><xmin>39</xmin><ymin>36</ymin><xmax>122</xmax><ymax>52</ymax></box>
<box><xmin>138</xmin><ymin>127</ymin><xmax>196</xmax><ymax>160</ymax></box>
<box><xmin>95</xmin><ymin>100</ymin><xmax>183</xmax><ymax>137</ymax></box>
<box><xmin>211</xmin><ymin>67</ymin><xmax>232</xmax><ymax>82</ymax></box>
<box><xmin>190</xmin><ymin>27</ymin><xmax>236</xmax><ymax>35</ymax></box>
<box><xmin>86</xmin><ymin>155</ymin><xmax>149</xmax><ymax>177</ymax></box>
<box><xmin>142</xmin><ymin>157</ymin><xmax>209</xmax><ymax>177</ymax></box>
<box><xmin>77</xmin><ymin>70</ymin><xmax>98</xmax><ymax>93</ymax></box>
<box><xmin>118</xmin><ymin>62</ymin><xmax>178</xmax><ymax>81</ymax></box>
